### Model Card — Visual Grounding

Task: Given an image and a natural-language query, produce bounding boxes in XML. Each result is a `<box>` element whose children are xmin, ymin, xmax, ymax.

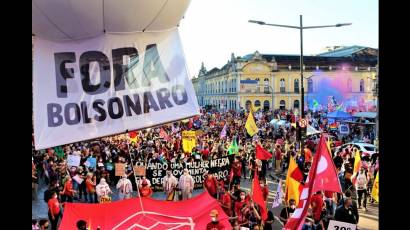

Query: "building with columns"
<box><xmin>192</xmin><ymin>46</ymin><xmax>378</xmax><ymax>111</ymax></box>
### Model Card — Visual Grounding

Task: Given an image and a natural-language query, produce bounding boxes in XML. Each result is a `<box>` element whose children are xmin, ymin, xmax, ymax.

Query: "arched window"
<box><xmin>308</xmin><ymin>79</ymin><xmax>313</xmax><ymax>93</ymax></box>
<box><xmin>254</xmin><ymin>100</ymin><xmax>261</xmax><ymax>107</ymax></box>
<box><xmin>245</xmin><ymin>100</ymin><xmax>252</xmax><ymax>111</ymax></box>
<box><xmin>279</xmin><ymin>100</ymin><xmax>286</xmax><ymax>110</ymax></box>
<box><xmin>347</xmin><ymin>79</ymin><xmax>352</xmax><ymax>92</ymax></box>
<box><xmin>263</xmin><ymin>100</ymin><xmax>270</xmax><ymax>111</ymax></box>
<box><xmin>360</xmin><ymin>79</ymin><xmax>365</xmax><ymax>92</ymax></box>
<box><xmin>294</xmin><ymin>79</ymin><xmax>299</xmax><ymax>93</ymax></box>
<box><xmin>280</xmin><ymin>79</ymin><xmax>286</xmax><ymax>93</ymax></box>
<box><xmin>294</xmin><ymin>100</ymin><xmax>300</xmax><ymax>109</ymax></box>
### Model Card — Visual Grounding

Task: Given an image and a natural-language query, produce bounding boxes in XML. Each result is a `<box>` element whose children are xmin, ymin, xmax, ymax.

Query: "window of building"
<box><xmin>245</xmin><ymin>100</ymin><xmax>252</xmax><ymax>111</ymax></box>
<box><xmin>294</xmin><ymin>100</ymin><xmax>299</xmax><ymax>109</ymax></box>
<box><xmin>280</xmin><ymin>79</ymin><xmax>286</xmax><ymax>93</ymax></box>
<box><xmin>254</xmin><ymin>100</ymin><xmax>261</xmax><ymax>107</ymax></box>
<box><xmin>264</xmin><ymin>78</ymin><xmax>270</xmax><ymax>93</ymax></box>
<box><xmin>308</xmin><ymin>79</ymin><xmax>313</xmax><ymax>93</ymax></box>
<box><xmin>347</xmin><ymin>79</ymin><xmax>352</xmax><ymax>92</ymax></box>
<box><xmin>280</xmin><ymin>100</ymin><xmax>286</xmax><ymax>110</ymax></box>
<box><xmin>294</xmin><ymin>79</ymin><xmax>299</xmax><ymax>93</ymax></box>
<box><xmin>263</xmin><ymin>100</ymin><xmax>270</xmax><ymax>111</ymax></box>
<box><xmin>360</xmin><ymin>79</ymin><xmax>364</xmax><ymax>92</ymax></box>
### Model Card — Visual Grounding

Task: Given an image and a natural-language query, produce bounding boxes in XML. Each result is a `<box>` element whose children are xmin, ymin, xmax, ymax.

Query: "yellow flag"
<box><xmin>245</xmin><ymin>110</ymin><xmax>258</xmax><ymax>136</ymax></box>
<box><xmin>182</xmin><ymin>131</ymin><xmax>196</xmax><ymax>153</ymax></box>
<box><xmin>285</xmin><ymin>156</ymin><xmax>302</xmax><ymax>205</ymax></box>
<box><xmin>371</xmin><ymin>171</ymin><xmax>379</xmax><ymax>202</ymax></box>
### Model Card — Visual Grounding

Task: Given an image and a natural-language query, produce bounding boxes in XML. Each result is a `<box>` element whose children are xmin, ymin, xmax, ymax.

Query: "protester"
<box><xmin>280</xmin><ymin>199</ymin><xmax>296</xmax><ymax>225</ymax></box>
<box><xmin>116</xmin><ymin>174</ymin><xmax>133</xmax><ymax>200</ymax></box>
<box><xmin>61</xmin><ymin>175</ymin><xmax>75</xmax><ymax>202</ymax></box>
<box><xmin>179</xmin><ymin>168</ymin><xmax>195</xmax><ymax>200</ymax></box>
<box><xmin>206</xmin><ymin>209</ymin><xmax>226</xmax><ymax>230</ymax></box>
<box><xmin>96</xmin><ymin>178</ymin><xmax>112</xmax><ymax>203</ymax></box>
<box><xmin>163</xmin><ymin>169</ymin><xmax>178</xmax><ymax>201</ymax></box>
<box><xmin>356</xmin><ymin>167</ymin><xmax>369</xmax><ymax>211</ymax></box>
<box><xmin>204</xmin><ymin>173</ymin><xmax>219</xmax><ymax>199</ymax></box>
<box><xmin>335</xmin><ymin>198</ymin><xmax>358</xmax><ymax>224</ymax></box>
<box><xmin>38</xmin><ymin>219</ymin><xmax>49</xmax><ymax>230</ymax></box>
<box><xmin>47</xmin><ymin>191</ymin><xmax>61</xmax><ymax>230</ymax></box>
<box><xmin>76</xmin><ymin>220</ymin><xmax>87</xmax><ymax>230</ymax></box>
<box><xmin>139</xmin><ymin>176</ymin><xmax>153</xmax><ymax>198</ymax></box>
<box><xmin>85</xmin><ymin>173</ymin><xmax>97</xmax><ymax>203</ymax></box>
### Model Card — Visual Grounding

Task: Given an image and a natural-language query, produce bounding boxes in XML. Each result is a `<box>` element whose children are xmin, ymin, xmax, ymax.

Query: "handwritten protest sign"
<box><xmin>115</xmin><ymin>163</ymin><xmax>126</xmax><ymax>176</ymax></box>
<box><xmin>67</xmin><ymin>155</ymin><xmax>81</xmax><ymax>167</ymax></box>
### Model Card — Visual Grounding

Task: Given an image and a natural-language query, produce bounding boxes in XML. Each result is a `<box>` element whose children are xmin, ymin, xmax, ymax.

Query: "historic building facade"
<box><xmin>192</xmin><ymin>46</ymin><xmax>378</xmax><ymax>111</ymax></box>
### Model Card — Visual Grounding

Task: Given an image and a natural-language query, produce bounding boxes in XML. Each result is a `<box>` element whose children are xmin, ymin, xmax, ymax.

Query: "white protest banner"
<box><xmin>33</xmin><ymin>28</ymin><xmax>199</xmax><ymax>150</ymax></box>
<box><xmin>327</xmin><ymin>220</ymin><xmax>357</xmax><ymax>230</ymax></box>
<box><xmin>272</xmin><ymin>180</ymin><xmax>283</xmax><ymax>208</ymax></box>
<box><xmin>67</xmin><ymin>155</ymin><xmax>81</xmax><ymax>167</ymax></box>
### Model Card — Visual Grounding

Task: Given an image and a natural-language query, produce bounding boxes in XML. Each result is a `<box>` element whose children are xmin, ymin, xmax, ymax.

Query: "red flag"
<box><xmin>159</xmin><ymin>128</ymin><xmax>170</xmax><ymax>141</ymax></box>
<box><xmin>284</xmin><ymin>135</ymin><xmax>342</xmax><ymax>230</ymax></box>
<box><xmin>229</xmin><ymin>168</ymin><xmax>234</xmax><ymax>182</ymax></box>
<box><xmin>252</xmin><ymin>171</ymin><xmax>268</xmax><ymax>220</ymax></box>
<box><xmin>255</xmin><ymin>144</ymin><xmax>273</xmax><ymax>160</ymax></box>
<box><xmin>311</xmin><ymin>135</ymin><xmax>342</xmax><ymax>193</ymax></box>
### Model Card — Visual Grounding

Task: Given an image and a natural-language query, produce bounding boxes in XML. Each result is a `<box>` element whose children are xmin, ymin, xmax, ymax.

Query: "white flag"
<box><xmin>272</xmin><ymin>180</ymin><xmax>283</xmax><ymax>208</ymax></box>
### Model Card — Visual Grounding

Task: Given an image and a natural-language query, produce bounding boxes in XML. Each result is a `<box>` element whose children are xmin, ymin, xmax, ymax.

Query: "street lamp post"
<box><xmin>249</xmin><ymin>16</ymin><xmax>351</xmax><ymax>151</ymax></box>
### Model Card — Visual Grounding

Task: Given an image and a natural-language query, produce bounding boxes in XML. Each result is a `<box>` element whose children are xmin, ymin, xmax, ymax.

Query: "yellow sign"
<box><xmin>371</xmin><ymin>171</ymin><xmax>379</xmax><ymax>202</ymax></box>
<box><xmin>245</xmin><ymin>111</ymin><xmax>258</xmax><ymax>136</ymax></box>
<box><xmin>100</xmin><ymin>196</ymin><xmax>112</xmax><ymax>203</ymax></box>
<box><xmin>182</xmin><ymin>131</ymin><xmax>196</xmax><ymax>153</ymax></box>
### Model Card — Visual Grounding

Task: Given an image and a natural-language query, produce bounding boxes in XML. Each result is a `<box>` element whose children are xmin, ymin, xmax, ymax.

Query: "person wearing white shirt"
<box><xmin>116</xmin><ymin>174</ymin><xmax>133</xmax><ymax>200</ymax></box>
<box><xmin>163</xmin><ymin>169</ymin><xmax>178</xmax><ymax>201</ymax></box>
<box><xmin>179</xmin><ymin>168</ymin><xmax>195</xmax><ymax>200</ymax></box>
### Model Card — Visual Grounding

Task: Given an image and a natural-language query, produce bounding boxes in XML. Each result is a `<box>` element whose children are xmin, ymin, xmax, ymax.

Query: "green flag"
<box><xmin>54</xmin><ymin>146</ymin><xmax>64</xmax><ymax>159</ymax></box>
<box><xmin>228</xmin><ymin>138</ymin><xmax>239</xmax><ymax>155</ymax></box>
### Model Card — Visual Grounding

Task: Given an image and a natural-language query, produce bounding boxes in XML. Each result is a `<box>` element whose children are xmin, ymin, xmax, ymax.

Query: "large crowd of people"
<box><xmin>32</xmin><ymin>108</ymin><xmax>378</xmax><ymax>230</ymax></box>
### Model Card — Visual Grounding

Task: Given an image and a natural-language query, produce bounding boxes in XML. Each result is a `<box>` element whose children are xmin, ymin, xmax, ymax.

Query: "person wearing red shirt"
<box><xmin>204</xmin><ymin>173</ymin><xmax>219</xmax><ymax>199</ymax></box>
<box><xmin>206</xmin><ymin>209</ymin><xmax>226</xmax><ymax>230</ymax></box>
<box><xmin>304</xmin><ymin>147</ymin><xmax>313</xmax><ymax>164</ymax></box>
<box><xmin>234</xmin><ymin>191</ymin><xmax>249</xmax><ymax>220</ymax></box>
<box><xmin>219</xmin><ymin>186</ymin><xmax>232</xmax><ymax>216</ymax></box>
<box><xmin>201</xmin><ymin>146</ymin><xmax>210</xmax><ymax>159</ymax></box>
<box><xmin>311</xmin><ymin>191</ymin><xmax>324</xmax><ymax>223</ymax></box>
<box><xmin>232</xmin><ymin>157</ymin><xmax>242</xmax><ymax>185</ymax></box>
<box><xmin>47</xmin><ymin>191</ymin><xmax>61</xmax><ymax>230</ymax></box>
<box><xmin>139</xmin><ymin>178</ymin><xmax>153</xmax><ymax>198</ymax></box>
<box><xmin>324</xmin><ymin>190</ymin><xmax>336</xmax><ymax>216</ymax></box>
<box><xmin>61</xmin><ymin>176</ymin><xmax>75</xmax><ymax>202</ymax></box>
<box><xmin>261</xmin><ymin>179</ymin><xmax>269</xmax><ymax>201</ymax></box>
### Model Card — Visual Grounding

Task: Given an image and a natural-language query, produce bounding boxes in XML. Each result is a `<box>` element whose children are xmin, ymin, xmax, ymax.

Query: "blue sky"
<box><xmin>179</xmin><ymin>0</ymin><xmax>378</xmax><ymax>77</ymax></box>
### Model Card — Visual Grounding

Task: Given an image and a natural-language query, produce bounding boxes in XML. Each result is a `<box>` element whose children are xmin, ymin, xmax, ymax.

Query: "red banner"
<box><xmin>59</xmin><ymin>192</ymin><xmax>230</xmax><ymax>230</ymax></box>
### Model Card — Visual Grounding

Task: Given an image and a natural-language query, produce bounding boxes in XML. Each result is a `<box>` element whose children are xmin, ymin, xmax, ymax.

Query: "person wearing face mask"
<box><xmin>47</xmin><ymin>191</ymin><xmax>61</xmax><ymax>230</ymax></box>
<box><xmin>179</xmin><ymin>168</ymin><xmax>195</xmax><ymax>200</ymax></box>
<box><xmin>279</xmin><ymin>199</ymin><xmax>296</xmax><ymax>225</ymax></box>
<box><xmin>206</xmin><ymin>209</ymin><xmax>226</xmax><ymax>230</ymax></box>
<box><xmin>139</xmin><ymin>176</ymin><xmax>153</xmax><ymax>198</ymax></box>
<box><xmin>163</xmin><ymin>169</ymin><xmax>178</xmax><ymax>201</ymax></box>
<box><xmin>204</xmin><ymin>172</ymin><xmax>219</xmax><ymax>199</ymax></box>
<box><xmin>234</xmin><ymin>191</ymin><xmax>249</xmax><ymax>219</ymax></box>
<box><xmin>335</xmin><ymin>197</ymin><xmax>357</xmax><ymax>224</ymax></box>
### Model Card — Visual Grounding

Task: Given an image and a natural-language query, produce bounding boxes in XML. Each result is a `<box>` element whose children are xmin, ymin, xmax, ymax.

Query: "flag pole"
<box><xmin>126</xmin><ymin>130</ymin><xmax>145</xmax><ymax>216</ymax></box>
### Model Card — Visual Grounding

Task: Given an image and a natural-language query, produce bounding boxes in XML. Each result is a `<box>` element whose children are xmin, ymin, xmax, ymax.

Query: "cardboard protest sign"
<box><xmin>115</xmin><ymin>163</ymin><xmax>126</xmax><ymax>176</ymax></box>
<box><xmin>67</xmin><ymin>155</ymin><xmax>81</xmax><ymax>167</ymax></box>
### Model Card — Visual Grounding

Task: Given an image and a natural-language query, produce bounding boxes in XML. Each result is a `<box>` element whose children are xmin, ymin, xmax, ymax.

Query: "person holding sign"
<box><xmin>163</xmin><ymin>169</ymin><xmax>178</xmax><ymax>201</ymax></box>
<box><xmin>179</xmin><ymin>168</ymin><xmax>195</xmax><ymax>200</ymax></box>
<box><xmin>116</xmin><ymin>174</ymin><xmax>133</xmax><ymax>200</ymax></box>
<box><xmin>96</xmin><ymin>178</ymin><xmax>112</xmax><ymax>203</ymax></box>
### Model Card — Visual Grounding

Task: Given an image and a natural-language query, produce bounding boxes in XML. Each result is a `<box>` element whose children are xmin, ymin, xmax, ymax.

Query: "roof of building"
<box><xmin>317</xmin><ymin>45</ymin><xmax>369</xmax><ymax>57</ymax></box>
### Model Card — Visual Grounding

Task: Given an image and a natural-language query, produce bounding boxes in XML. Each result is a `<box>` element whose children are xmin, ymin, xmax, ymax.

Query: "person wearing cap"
<box><xmin>179</xmin><ymin>168</ymin><xmax>195</xmax><ymax>200</ymax></box>
<box><xmin>116</xmin><ymin>174</ymin><xmax>133</xmax><ymax>200</ymax></box>
<box><xmin>206</xmin><ymin>209</ymin><xmax>226</xmax><ymax>230</ymax></box>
